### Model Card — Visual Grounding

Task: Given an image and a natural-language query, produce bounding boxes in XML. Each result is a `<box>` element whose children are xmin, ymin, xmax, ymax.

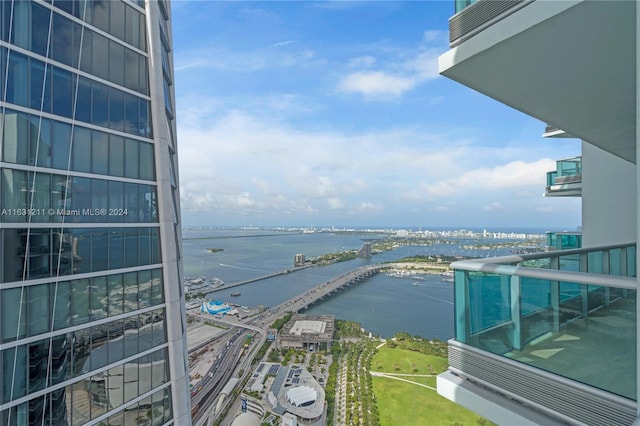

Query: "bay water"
<box><xmin>182</xmin><ymin>228</ymin><xmax>533</xmax><ymax>341</ymax></box>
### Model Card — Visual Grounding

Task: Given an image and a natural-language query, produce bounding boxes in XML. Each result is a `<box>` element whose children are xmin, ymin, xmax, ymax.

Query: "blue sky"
<box><xmin>172</xmin><ymin>1</ymin><xmax>581</xmax><ymax>230</ymax></box>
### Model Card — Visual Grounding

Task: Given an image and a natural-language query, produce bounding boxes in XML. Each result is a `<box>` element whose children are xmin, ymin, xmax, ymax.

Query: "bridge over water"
<box><xmin>208</xmin><ymin>264</ymin><xmax>314</xmax><ymax>292</ymax></box>
<box><xmin>270</xmin><ymin>264</ymin><xmax>386</xmax><ymax>313</ymax></box>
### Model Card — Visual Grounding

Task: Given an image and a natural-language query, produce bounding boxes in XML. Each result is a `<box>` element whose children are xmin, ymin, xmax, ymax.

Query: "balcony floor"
<box><xmin>504</xmin><ymin>297</ymin><xmax>636</xmax><ymax>400</ymax></box>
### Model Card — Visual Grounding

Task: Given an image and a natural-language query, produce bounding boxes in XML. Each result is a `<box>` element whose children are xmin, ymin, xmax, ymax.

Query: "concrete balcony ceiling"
<box><xmin>440</xmin><ymin>1</ymin><xmax>636</xmax><ymax>163</ymax></box>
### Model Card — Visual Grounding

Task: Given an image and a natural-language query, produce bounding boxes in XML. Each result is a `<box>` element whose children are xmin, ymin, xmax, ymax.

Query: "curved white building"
<box><xmin>286</xmin><ymin>386</ymin><xmax>317</xmax><ymax>407</ymax></box>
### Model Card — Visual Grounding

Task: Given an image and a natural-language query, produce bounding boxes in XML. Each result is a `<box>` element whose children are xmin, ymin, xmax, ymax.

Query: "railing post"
<box><xmin>621</xmin><ymin>247</ymin><xmax>629</xmax><ymax>298</ymax></box>
<box><xmin>510</xmin><ymin>274</ymin><xmax>522</xmax><ymax>350</ymax></box>
<box><xmin>550</xmin><ymin>257</ymin><xmax>560</xmax><ymax>332</ymax></box>
<box><xmin>603</xmin><ymin>250</ymin><xmax>611</xmax><ymax>306</ymax></box>
<box><xmin>580</xmin><ymin>252</ymin><xmax>589</xmax><ymax>318</ymax></box>
<box><xmin>454</xmin><ymin>270</ymin><xmax>471</xmax><ymax>343</ymax></box>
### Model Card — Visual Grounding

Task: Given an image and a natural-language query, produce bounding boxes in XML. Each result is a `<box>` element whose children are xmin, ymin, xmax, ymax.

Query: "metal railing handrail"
<box><xmin>451</xmin><ymin>242</ymin><xmax>636</xmax><ymax>290</ymax></box>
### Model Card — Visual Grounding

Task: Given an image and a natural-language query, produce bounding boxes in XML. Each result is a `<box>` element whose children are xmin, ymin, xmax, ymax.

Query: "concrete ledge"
<box><xmin>437</xmin><ymin>371</ymin><xmax>565</xmax><ymax>426</ymax></box>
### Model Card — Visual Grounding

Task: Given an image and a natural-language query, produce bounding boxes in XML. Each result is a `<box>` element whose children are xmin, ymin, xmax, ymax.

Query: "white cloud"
<box><xmin>423</xmin><ymin>30</ymin><xmax>448</xmax><ymax>44</ymax></box>
<box><xmin>328</xmin><ymin>197</ymin><xmax>344</xmax><ymax>210</ymax></box>
<box><xmin>337</xmin><ymin>46</ymin><xmax>442</xmax><ymax>98</ymax></box>
<box><xmin>404</xmin><ymin>50</ymin><xmax>440</xmax><ymax>80</ymax></box>
<box><xmin>483</xmin><ymin>202</ymin><xmax>504</xmax><ymax>212</ymax></box>
<box><xmin>176</xmin><ymin>104</ymin><xmax>568</xmax><ymax>227</ymax></box>
<box><xmin>337</xmin><ymin>71</ymin><xmax>416</xmax><ymax>97</ymax></box>
<box><xmin>271</xmin><ymin>40</ymin><xmax>297</xmax><ymax>48</ymax></box>
<box><xmin>349</xmin><ymin>55</ymin><xmax>377</xmax><ymax>68</ymax></box>
<box><xmin>424</xmin><ymin>159</ymin><xmax>555</xmax><ymax>197</ymax></box>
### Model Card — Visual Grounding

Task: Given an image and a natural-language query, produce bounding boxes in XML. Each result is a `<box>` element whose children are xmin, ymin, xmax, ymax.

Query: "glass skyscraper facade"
<box><xmin>0</xmin><ymin>1</ymin><xmax>190</xmax><ymax>425</ymax></box>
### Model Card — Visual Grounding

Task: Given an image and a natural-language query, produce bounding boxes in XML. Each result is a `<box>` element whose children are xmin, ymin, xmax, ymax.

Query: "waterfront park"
<box><xmin>327</xmin><ymin>323</ymin><xmax>492</xmax><ymax>426</ymax></box>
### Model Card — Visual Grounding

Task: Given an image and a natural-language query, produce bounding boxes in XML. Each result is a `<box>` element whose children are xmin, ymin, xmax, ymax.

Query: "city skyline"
<box><xmin>172</xmin><ymin>1</ymin><xmax>581</xmax><ymax>229</ymax></box>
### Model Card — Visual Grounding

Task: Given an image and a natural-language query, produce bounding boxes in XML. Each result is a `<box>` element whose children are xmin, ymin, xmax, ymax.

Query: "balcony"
<box><xmin>450</xmin><ymin>0</ymin><xmax>531</xmax><ymax>46</ymax></box>
<box><xmin>545</xmin><ymin>157</ymin><xmax>582</xmax><ymax>197</ymax></box>
<box><xmin>542</xmin><ymin>125</ymin><xmax>575</xmax><ymax>139</ymax></box>
<box><xmin>546</xmin><ymin>231</ymin><xmax>582</xmax><ymax>251</ymax></box>
<box><xmin>438</xmin><ymin>243</ymin><xmax>637</xmax><ymax>425</ymax></box>
<box><xmin>440</xmin><ymin>1</ymin><xmax>636</xmax><ymax>163</ymax></box>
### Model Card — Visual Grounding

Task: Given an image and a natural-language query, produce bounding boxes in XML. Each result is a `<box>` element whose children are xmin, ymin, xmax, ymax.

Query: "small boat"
<box><xmin>441</xmin><ymin>270</ymin><xmax>454</xmax><ymax>282</ymax></box>
<box><xmin>230</xmin><ymin>292</ymin><xmax>241</xmax><ymax>297</ymax></box>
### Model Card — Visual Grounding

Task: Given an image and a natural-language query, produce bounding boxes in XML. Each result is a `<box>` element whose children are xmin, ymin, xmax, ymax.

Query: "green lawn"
<box><xmin>372</xmin><ymin>346</ymin><xmax>447</xmax><ymax>375</ymax></box>
<box><xmin>372</xmin><ymin>346</ymin><xmax>487</xmax><ymax>426</ymax></box>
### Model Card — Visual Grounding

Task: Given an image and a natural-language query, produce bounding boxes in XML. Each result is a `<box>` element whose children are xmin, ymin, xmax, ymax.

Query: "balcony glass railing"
<box><xmin>546</xmin><ymin>231</ymin><xmax>582</xmax><ymax>250</ymax></box>
<box><xmin>450</xmin><ymin>0</ymin><xmax>531</xmax><ymax>46</ymax></box>
<box><xmin>452</xmin><ymin>243</ymin><xmax>636</xmax><ymax>400</ymax></box>
<box><xmin>455</xmin><ymin>0</ymin><xmax>477</xmax><ymax>13</ymax></box>
<box><xmin>556</xmin><ymin>157</ymin><xmax>582</xmax><ymax>177</ymax></box>
<box><xmin>546</xmin><ymin>157</ymin><xmax>582</xmax><ymax>196</ymax></box>
<box><xmin>547</xmin><ymin>157</ymin><xmax>582</xmax><ymax>184</ymax></box>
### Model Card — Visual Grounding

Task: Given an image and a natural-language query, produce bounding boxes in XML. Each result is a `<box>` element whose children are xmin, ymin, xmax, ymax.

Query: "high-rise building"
<box><xmin>0</xmin><ymin>1</ymin><xmax>190</xmax><ymax>425</ymax></box>
<box><xmin>437</xmin><ymin>2</ymin><xmax>637</xmax><ymax>425</ymax></box>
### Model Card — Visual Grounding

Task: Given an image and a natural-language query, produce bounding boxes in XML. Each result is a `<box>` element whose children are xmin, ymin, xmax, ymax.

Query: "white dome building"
<box><xmin>230</xmin><ymin>412</ymin><xmax>261</xmax><ymax>426</ymax></box>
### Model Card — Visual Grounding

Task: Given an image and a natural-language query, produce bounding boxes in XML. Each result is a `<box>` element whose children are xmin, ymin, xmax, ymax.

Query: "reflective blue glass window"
<box><xmin>52</xmin><ymin>66</ymin><xmax>75</xmax><ymax>118</ymax></box>
<box><xmin>12</xmin><ymin>2</ymin><xmax>50</xmax><ymax>57</ymax></box>
<box><xmin>109</xmin><ymin>88</ymin><xmax>125</xmax><ymax>132</ymax></box>
<box><xmin>0</xmin><ymin>2</ymin><xmax>11</xmax><ymax>42</ymax></box>
<box><xmin>90</xmin><ymin>276</ymin><xmax>107</xmax><ymax>321</ymax></box>
<box><xmin>6</xmin><ymin>50</ymin><xmax>28</xmax><ymax>107</ymax></box>
<box><xmin>51</xmin><ymin>120</ymin><xmax>71</xmax><ymax>170</ymax></box>
<box><xmin>110</xmin><ymin>0</ymin><xmax>126</xmax><ymax>44</ymax></box>
<box><xmin>1</xmin><ymin>170</ymin><xmax>28</xmax><ymax>223</ymax></box>
<box><xmin>125</xmin><ymin>138</ymin><xmax>139</xmax><ymax>179</ymax></box>
<box><xmin>91</xmin><ymin>131</ymin><xmax>109</xmax><ymax>175</ymax></box>
<box><xmin>75</xmin><ymin>76</ymin><xmax>92</xmax><ymax>123</ymax></box>
<box><xmin>139</xmin><ymin>141</ymin><xmax>154</xmax><ymax>180</ymax></box>
<box><xmin>53</xmin><ymin>0</ymin><xmax>74</xmax><ymax>16</ymax></box>
<box><xmin>92</xmin><ymin>32</ymin><xmax>109</xmax><ymax>81</ymax></box>
<box><xmin>28</xmin><ymin>284</ymin><xmax>50</xmax><ymax>336</ymax></box>
<box><xmin>109</xmin><ymin>135</ymin><xmax>125</xmax><ymax>177</ymax></box>
<box><xmin>108</xmin><ymin>181</ymin><xmax>124</xmax><ymax>223</ymax></box>
<box><xmin>52</xmin><ymin>281</ymin><xmax>71</xmax><ymax>331</ymax></box>
<box><xmin>124</xmin><ymin>228</ymin><xmax>139</xmax><ymax>268</ymax></box>
<box><xmin>72</xmin><ymin>127</ymin><xmax>91</xmax><ymax>173</ymax></box>
<box><xmin>109</xmin><ymin>229</ymin><xmax>124</xmax><ymax>269</ymax></box>
<box><xmin>80</xmin><ymin>30</ymin><xmax>93</xmax><ymax>74</ymax></box>
<box><xmin>29</xmin><ymin>59</ymin><xmax>46</xmax><ymax>110</ymax></box>
<box><xmin>70</xmin><ymin>230</ymin><xmax>92</xmax><ymax>275</ymax></box>
<box><xmin>51</xmin><ymin>13</ymin><xmax>74</xmax><ymax>67</ymax></box>
<box><xmin>1</xmin><ymin>287</ymin><xmax>27</xmax><ymax>342</ymax></box>
<box><xmin>92</xmin><ymin>179</ymin><xmax>108</xmax><ymax>224</ymax></box>
<box><xmin>125</xmin><ymin>182</ymin><xmax>139</xmax><ymax>223</ymax></box>
<box><xmin>140</xmin><ymin>99</ymin><xmax>150</xmax><ymax>137</ymax></box>
<box><xmin>124</xmin><ymin>48</ymin><xmax>140</xmax><ymax>92</ymax></box>
<box><xmin>33</xmin><ymin>116</ymin><xmax>52</xmax><ymax>168</ymax></box>
<box><xmin>124</xmin><ymin>92</ymin><xmax>139</xmax><ymax>134</ymax></box>
<box><xmin>108</xmin><ymin>275</ymin><xmax>124</xmax><ymax>318</ymax></box>
<box><xmin>30</xmin><ymin>173</ymin><xmax>52</xmax><ymax>222</ymax></box>
<box><xmin>71</xmin><ymin>278</ymin><xmax>91</xmax><ymax>325</ymax></box>
<box><xmin>109</xmin><ymin>40</ymin><xmax>125</xmax><ymax>87</ymax></box>
<box><xmin>91</xmin><ymin>82</ymin><xmax>109</xmax><ymax>128</ymax></box>
<box><xmin>89</xmin><ymin>0</ymin><xmax>110</xmax><ymax>33</ymax></box>
<box><xmin>2</xmin><ymin>110</ymin><xmax>29</xmax><ymax>164</ymax></box>
<box><xmin>1</xmin><ymin>346</ymin><xmax>27</xmax><ymax>402</ymax></box>
<box><xmin>138</xmin><ymin>270</ymin><xmax>152</xmax><ymax>309</ymax></box>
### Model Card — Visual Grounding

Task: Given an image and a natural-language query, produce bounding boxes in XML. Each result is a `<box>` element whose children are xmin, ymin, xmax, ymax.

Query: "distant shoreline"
<box><xmin>183</xmin><ymin>233</ymin><xmax>302</xmax><ymax>240</ymax></box>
